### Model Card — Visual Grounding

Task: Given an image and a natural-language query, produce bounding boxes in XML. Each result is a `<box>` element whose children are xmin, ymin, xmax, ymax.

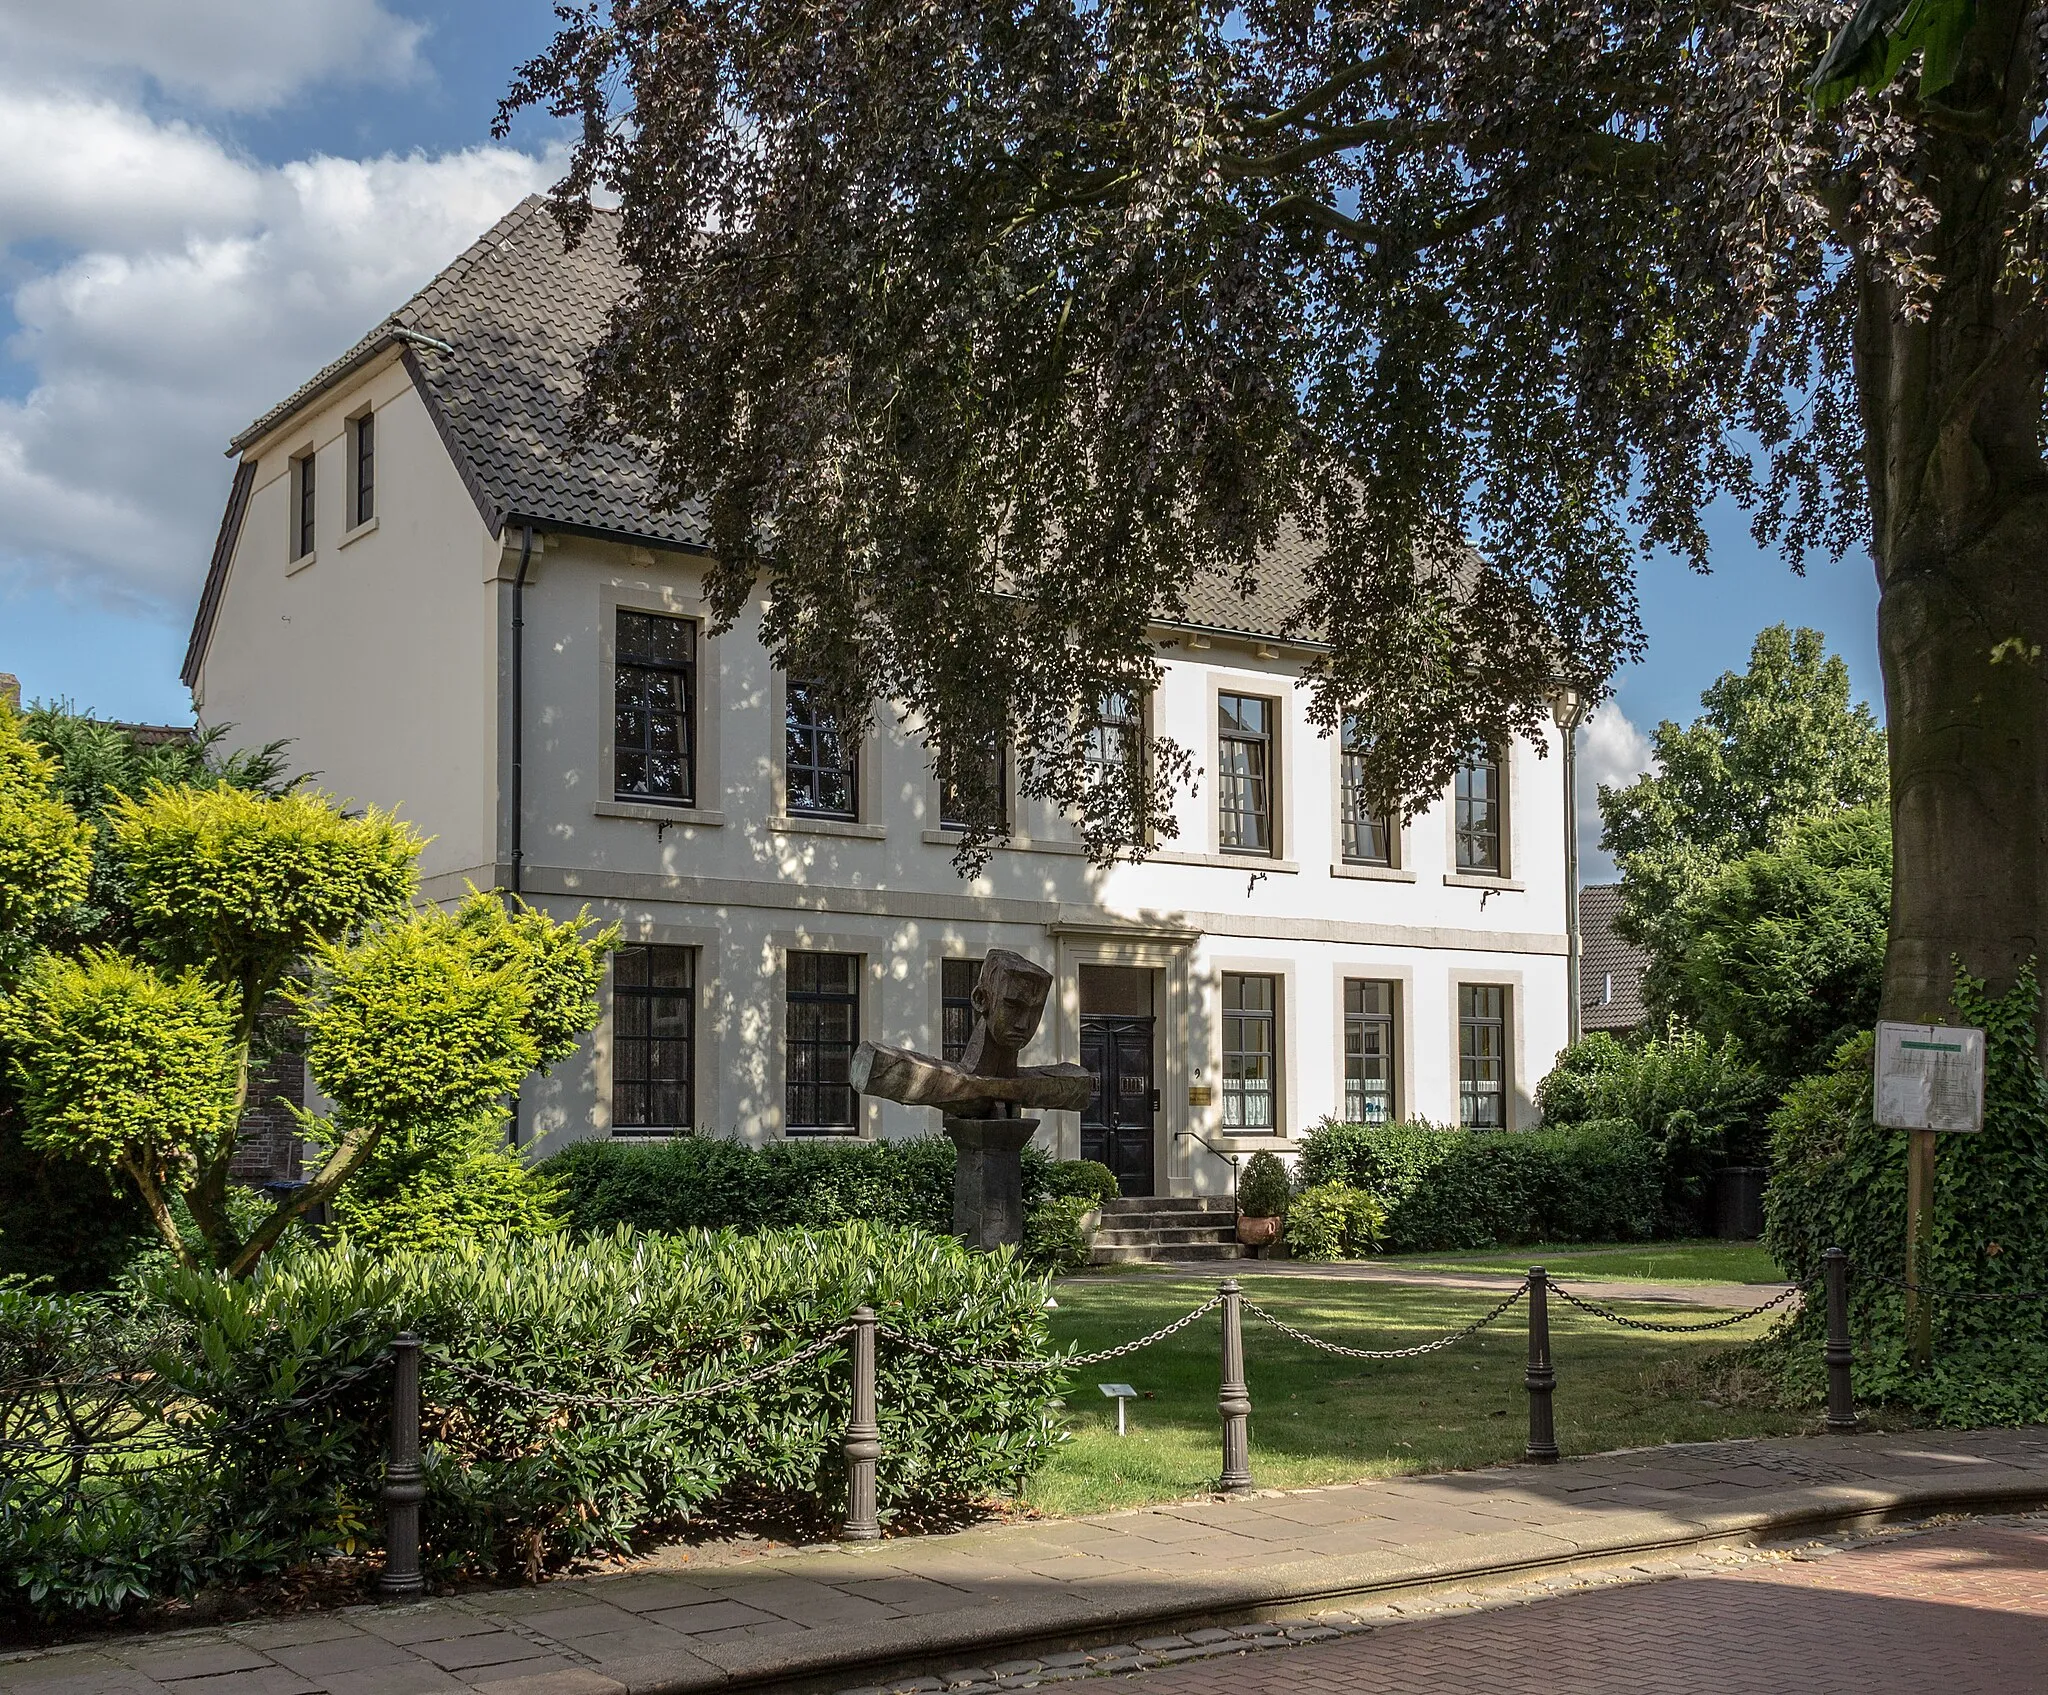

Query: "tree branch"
<box><xmin>223</xmin><ymin>1116</ymin><xmax>384</xmax><ymax>1278</ymax></box>
<box><xmin>119</xmin><ymin>1153</ymin><xmax>195</xmax><ymax>1270</ymax></box>
<box><xmin>1228</xmin><ymin>55</ymin><xmax>1398</xmax><ymax>137</ymax></box>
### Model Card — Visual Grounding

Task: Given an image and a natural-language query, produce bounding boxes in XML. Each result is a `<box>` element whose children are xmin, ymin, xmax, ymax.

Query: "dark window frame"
<box><xmin>611</xmin><ymin>944</ymin><xmax>695</xmax><ymax>1133</ymax></box>
<box><xmin>1338</xmin><ymin>714</ymin><xmax>1395</xmax><ymax>866</ymax></box>
<box><xmin>1217</xmin><ymin>693</ymin><xmax>1277</xmax><ymax>856</ymax></box>
<box><xmin>786</xmin><ymin>679</ymin><xmax>860</xmax><ymax>820</ymax></box>
<box><xmin>1220</xmin><ymin>971</ymin><xmax>1279</xmax><ymax>1132</ymax></box>
<box><xmin>938</xmin><ymin>736</ymin><xmax>1008</xmax><ymax>832</ymax></box>
<box><xmin>1455</xmin><ymin>747</ymin><xmax>1506</xmax><ymax>874</ymax></box>
<box><xmin>940</xmin><ymin>957</ymin><xmax>978</xmax><ymax>1063</ymax></box>
<box><xmin>786</xmin><ymin>949</ymin><xmax>861</xmax><ymax>1130</ymax></box>
<box><xmin>1343</xmin><ymin>978</ymin><xmax>1397</xmax><ymax>1125</ymax></box>
<box><xmin>1458</xmin><ymin>982</ymin><xmax>1510</xmax><ymax>1128</ymax></box>
<box><xmin>1083</xmin><ymin>690</ymin><xmax>1149</xmax><ymax>826</ymax></box>
<box><xmin>292</xmin><ymin>450</ymin><xmax>315</xmax><ymax>560</ymax></box>
<box><xmin>351</xmin><ymin>411</ymin><xmax>375</xmax><ymax>528</ymax></box>
<box><xmin>613</xmin><ymin>610</ymin><xmax>698</xmax><ymax>805</ymax></box>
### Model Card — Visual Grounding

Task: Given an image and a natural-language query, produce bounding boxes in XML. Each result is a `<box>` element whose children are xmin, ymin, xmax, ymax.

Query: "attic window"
<box><xmin>291</xmin><ymin>451</ymin><xmax>315</xmax><ymax>560</ymax></box>
<box><xmin>352</xmin><ymin>412</ymin><xmax>374</xmax><ymax>527</ymax></box>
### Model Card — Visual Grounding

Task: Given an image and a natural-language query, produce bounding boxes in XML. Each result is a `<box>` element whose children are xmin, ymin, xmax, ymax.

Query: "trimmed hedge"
<box><xmin>1294</xmin><ymin>1120</ymin><xmax>1664</xmax><ymax>1251</ymax></box>
<box><xmin>2</xmin><ymin>1225</ymin><xmax>1062</xmax><ymax>1624</ymax></box>
<box><xmin>539</xmin><ymin>1134</ymin><xmax>1110</xmax><ymax>1237</ymax></box>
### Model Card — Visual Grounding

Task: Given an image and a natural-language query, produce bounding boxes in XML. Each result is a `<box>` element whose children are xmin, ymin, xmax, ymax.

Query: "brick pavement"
<box><xmin>5</xmin><ymin>1430</ymin><xmax>2046</xmax><ymax>1695</ymax></box>
<box><xmin>1060</xmin><ymin>1517</ymin><xmax>2048</xmax><ymax>1694</ymax></box>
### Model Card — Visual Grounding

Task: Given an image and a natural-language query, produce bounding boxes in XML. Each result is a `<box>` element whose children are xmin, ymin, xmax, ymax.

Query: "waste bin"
<box><xmin>1714</xmin><ymin>1166</ymin><xmax>1768</xmax><ymax>1240</ymax></box>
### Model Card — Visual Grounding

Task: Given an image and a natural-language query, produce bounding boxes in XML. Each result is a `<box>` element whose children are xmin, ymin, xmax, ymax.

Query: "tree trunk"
<box><xmin>1864</xmin><ymin>2</ymin><xmax>2048</xmax><ymax>1034</ymax></box>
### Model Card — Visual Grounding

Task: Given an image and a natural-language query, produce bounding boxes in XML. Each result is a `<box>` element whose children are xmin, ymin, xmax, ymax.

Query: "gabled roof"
<box><xmin>194</xmin><ymin>197</ymin><xmax>1353</xmax><ymax>684</ymax></box>
<box><xmin>1579</xmin><ymin>883</ymin><xmax>1650</xmax><ymax>1031</ymax></box>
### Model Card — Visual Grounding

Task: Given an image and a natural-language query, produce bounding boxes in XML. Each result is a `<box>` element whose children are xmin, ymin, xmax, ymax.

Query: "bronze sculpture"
<box><xmin>852</xmin><ymin>949</ymin><xmax>1088</xmax><ymax>1247</ymax></box>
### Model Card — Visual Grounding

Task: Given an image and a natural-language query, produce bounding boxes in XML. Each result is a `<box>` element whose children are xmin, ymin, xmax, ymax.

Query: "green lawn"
<box><xmin>1378</xmin><ymin>1238</ymin><xmax>1785</xmax><ymax>1286</ymax></box>
<box><xmin>1028</xmin><ymin>1276</ymin><xmax>1817</xmax><ymax>1516</ymax></box>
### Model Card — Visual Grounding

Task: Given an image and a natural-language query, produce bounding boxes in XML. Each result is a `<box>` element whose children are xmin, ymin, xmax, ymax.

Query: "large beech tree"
<box><xmin>504</xmin><ymin>0</ymin><xmax>2048</xmax><ymax>1030</ymax></box>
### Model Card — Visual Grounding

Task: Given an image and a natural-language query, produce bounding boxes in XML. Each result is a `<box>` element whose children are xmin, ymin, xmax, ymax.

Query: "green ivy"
<box><xmin>1757</xmin><ymin>969</ymin><xmax>2048</xmax><ymax>1423</ymax></box>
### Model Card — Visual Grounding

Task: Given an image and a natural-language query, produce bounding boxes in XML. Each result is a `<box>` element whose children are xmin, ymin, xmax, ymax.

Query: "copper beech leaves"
<box><xmin>495</xmin><ymin>0</ymin><xmax>2023</xmax><ymax>855</ymax></box>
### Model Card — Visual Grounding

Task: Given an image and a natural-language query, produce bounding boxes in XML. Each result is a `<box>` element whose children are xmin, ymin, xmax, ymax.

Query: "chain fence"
<box><xmin>1242</xmin><ymin>1282</ymin><xmax>1530</xmax><ymax>1359</ymax></box>
<box><xmin>1548</xmin><ymin>1277</ymin><xmax>1812</xmax><ymax>1334</ymax></box>
<box><xmin>880</xmin><ymin>1292</ymin><xmax>1225</xmax><ymax>1372</ymax></box>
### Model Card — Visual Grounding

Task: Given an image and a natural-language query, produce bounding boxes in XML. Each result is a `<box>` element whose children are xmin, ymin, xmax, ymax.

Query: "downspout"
<box><xmin>509</xmin><ymin>524</ymin><xmax>535</xmax><ymax>896</ymax></box>
<box><xmin>507</xmin><ymin>523</ymin><xmax>535</xmax><ymax>1148</ymax></box>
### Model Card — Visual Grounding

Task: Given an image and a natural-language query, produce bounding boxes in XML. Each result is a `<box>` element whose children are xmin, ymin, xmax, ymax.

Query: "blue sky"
<box><xmin>0</xmin><ymin>1</ymin><xmax>1884</xmax><ymax>875</ymax></box>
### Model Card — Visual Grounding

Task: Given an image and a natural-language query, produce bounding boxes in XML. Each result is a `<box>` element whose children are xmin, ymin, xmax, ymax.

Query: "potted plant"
<box><xmin>1235</xmin><ymin>1151</ymin><xmax>1291</xmax><ymax>1252</ymax></box>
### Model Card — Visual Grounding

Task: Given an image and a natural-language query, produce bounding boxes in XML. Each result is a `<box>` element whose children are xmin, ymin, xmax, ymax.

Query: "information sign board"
<box><xmin>1874</xmin><ymin>1022</ymin><xmax>1985</xmax><ymax>1132</ymax></box>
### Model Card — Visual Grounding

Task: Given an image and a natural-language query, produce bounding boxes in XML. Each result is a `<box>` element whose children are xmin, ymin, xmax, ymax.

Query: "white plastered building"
<box><xmin>183</xmin><ymin>197</ymin><xmax>1574</xmax><ymax>1196</ymax></box>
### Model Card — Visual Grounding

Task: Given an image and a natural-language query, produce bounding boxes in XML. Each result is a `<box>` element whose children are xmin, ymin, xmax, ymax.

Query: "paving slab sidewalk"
<box><xmin>7</xmin><ymin>1429</ymin><xmax>2046</xmax><ymax>1695</ymax></box>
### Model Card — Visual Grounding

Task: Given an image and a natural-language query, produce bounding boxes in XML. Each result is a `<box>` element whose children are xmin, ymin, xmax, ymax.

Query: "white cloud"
<box><xmin>0</xmin><ymin>125</ymin><xmax>558</xmax><ymax>611</ymax></box>
<box><xmin>1576</xmin><ymin>704</ymin><xmax>1658</xmax><ymax>882</ymax></box>
<box><xmin>0</xmin><ymin>0</ymin><xmax>426</xmax><ymax>113</ymax></box>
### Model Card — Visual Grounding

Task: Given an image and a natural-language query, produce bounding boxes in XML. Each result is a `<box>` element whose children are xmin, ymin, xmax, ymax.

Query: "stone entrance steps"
<box><xmin>1088</xmin><ymin>1194</ymin><xmax>1241</xmax><ymax>1264</ymax></box>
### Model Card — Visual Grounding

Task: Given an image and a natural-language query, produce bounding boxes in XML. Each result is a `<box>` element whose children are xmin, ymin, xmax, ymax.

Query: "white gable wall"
<box><xmin>191</xmin><ymin>357</ymin><xmax>503</xmax><ymax>891</ymax></box>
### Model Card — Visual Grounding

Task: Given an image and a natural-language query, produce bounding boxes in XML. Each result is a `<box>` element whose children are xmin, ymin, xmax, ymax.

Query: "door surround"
<box><xmin>1046</xmin><ymin>924</ymin><xmax>1196</xmax><ymax>1194</ymax></box>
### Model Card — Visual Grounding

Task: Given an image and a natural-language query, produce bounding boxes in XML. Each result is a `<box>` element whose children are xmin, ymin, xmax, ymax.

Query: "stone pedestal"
<box><xmin>944</xmin><ymin>1116</ymin><xmax>1040</xmax><ymax>1250</ymax></box>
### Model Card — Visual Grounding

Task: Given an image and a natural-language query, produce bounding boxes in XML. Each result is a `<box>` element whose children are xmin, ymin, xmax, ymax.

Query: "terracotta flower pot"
<box><xmin>1236</xmin><ymin>1214</ymin><xmax>1283</xmax><ymax>1248</ymax></box>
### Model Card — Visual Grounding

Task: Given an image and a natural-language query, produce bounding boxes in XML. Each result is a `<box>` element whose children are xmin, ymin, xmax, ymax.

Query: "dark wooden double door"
<box><xmin>1080</xmin><ymin>1015</ymin><xmax>1156</xmax><ymax>1197</ymax></box>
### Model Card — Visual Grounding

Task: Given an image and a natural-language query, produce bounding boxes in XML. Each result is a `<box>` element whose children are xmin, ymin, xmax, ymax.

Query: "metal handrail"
<box><xmin>1176</xmin><ymin>1127</ymin><xmax>1241</xmax><ymax>1202</ymax></box>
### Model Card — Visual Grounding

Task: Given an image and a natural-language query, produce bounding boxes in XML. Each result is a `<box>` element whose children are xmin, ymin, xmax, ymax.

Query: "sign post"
<box><xmin>1873</xmin><ymin>1021</ymin><xmax>1986</xmax><ymax>1367</ymax></box>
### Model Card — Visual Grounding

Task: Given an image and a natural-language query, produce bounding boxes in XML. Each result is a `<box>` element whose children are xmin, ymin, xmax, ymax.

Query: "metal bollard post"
<box><xmin>1218</xmin><ymin>1279</ymin><xmax>1253</xmax><ymax>1493</ymax></box>
<box><xmin>379</xmin><ymin>1333</ymin><xmax>426</xmax><ymax>1597</ymax></box>
<box><xmin>1823</xmin><ymin>1248</ymin><xmax>1857</xmax><ymax>1431</ymax></box>
<box><xmin>1524</xmin><ymin>1269</ymin><xmax>1559</xmax><ymax>1463</ymax></box>
<box><xmin>841</xmin><ymin>1307</ymin><xmax>882</xmax><ymax>1541</ymax></box>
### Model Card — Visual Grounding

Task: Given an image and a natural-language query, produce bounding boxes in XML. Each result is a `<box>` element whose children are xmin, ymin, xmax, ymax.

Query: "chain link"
<box><xmin>427</xmin><ymin>1325</ymin><xmax>855</xmax><ymax>1412</ymax></box>
<box><xmin>1242</xmin><ymin>1283</ymin><xmax>1529</xmax><ymax>1360</ymax></box>
<box><xmin>879</xmin><ymin>1294</ymin><xmax>1226</xmax><ymax>1373</ymax></box>
<box><xmin>1548</xmin><ymin>1279</ymin><xmax>1806</xmax><ymax>1333</ymax></box>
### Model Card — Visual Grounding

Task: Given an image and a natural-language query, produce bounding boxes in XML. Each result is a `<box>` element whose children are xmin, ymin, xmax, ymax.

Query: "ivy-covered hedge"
<box><xmin>540</xmin><ymin>1134</ymin><xmax>1109</xmax><ymax>1237</ymax></box>
<box><xmin>1294</xmin><ymin>1120</ymin><xmax>1664</xmax><ymax>1251</ymax></box>
<box><xmin>2</xmin><ymin>1225</ymin><xmax>1062</xmax><ymax>1626</ymax></box>
<box><xmin>1758</xmin><ymin>971</ymin><xmax>2048</xmax><ymax>1425</ymax></box>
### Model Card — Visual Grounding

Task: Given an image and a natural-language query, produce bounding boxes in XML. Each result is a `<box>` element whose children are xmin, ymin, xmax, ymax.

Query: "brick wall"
<box><xmin>229</xmin><ymin>1022</ymin><xmax>308</xmax><ymax>1185</ymax></box>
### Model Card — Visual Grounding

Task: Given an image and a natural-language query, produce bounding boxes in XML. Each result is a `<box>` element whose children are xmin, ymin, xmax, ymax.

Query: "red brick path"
<box><xmin>1104</xmin><ymin>1522</ymin><xmax>2048</xmax><ymax>1694</ymax></box>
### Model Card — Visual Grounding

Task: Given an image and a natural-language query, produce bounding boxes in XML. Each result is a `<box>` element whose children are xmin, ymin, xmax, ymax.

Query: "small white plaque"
<box><xmin>1875</xmin><ymin>1021</ymin><xmax>1985</xmax><ymax>1132</ymax></box>
<box><xmin>1098</xmin><ymin>1382</ymin><xmax>1137</xmax><ymax>1399</ymax></box>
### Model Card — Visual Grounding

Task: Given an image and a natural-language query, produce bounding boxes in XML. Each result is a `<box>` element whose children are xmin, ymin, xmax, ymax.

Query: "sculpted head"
<box><xmin>973</xmin><ymin>949</ymin><xmax>1052</xmax><ymax>1052</ymax></box>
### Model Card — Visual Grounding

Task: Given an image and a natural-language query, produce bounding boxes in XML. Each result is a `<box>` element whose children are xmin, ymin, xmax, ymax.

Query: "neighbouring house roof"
<box><xmin>1579</xmin><ymin>883</ymin><xmax>1649</xmax><ymax>1032</ymax></box>
<box><xmin>196</xmin><ymin>195</ymin><xmax>1338</xmax><ymax>688</ymax></box>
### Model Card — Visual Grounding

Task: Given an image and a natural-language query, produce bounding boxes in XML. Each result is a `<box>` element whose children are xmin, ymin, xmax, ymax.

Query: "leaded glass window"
<box><xmin>612</xmin><ymin>945</ymin><xmax>694</xmax><ymax>1130</ymax></box>
<box><xmin>787</xmin><ymin>680</ymin><xmax>858</xmax><ymax>818</ymax></box>
<box><xmin>614</xmin><ymin>611</ymin><xmax>697</xmax><ymax>803</ymax></box>
<box><xmin>787</xmin><ymin>951</ymin><xmax>859</xmax><ymax>1129</ymax></box>
<box><xmin>941</xmin><ymin>957</ymin><xmax>978</xmax><ymax>1062</ymax></box>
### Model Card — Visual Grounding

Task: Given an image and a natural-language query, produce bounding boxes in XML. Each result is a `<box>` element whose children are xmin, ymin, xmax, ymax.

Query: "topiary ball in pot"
<box><xmin>1236</xmin><ymin>1150</ymin><xmax>1291</xmax><ymax>1249</ymax></box>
